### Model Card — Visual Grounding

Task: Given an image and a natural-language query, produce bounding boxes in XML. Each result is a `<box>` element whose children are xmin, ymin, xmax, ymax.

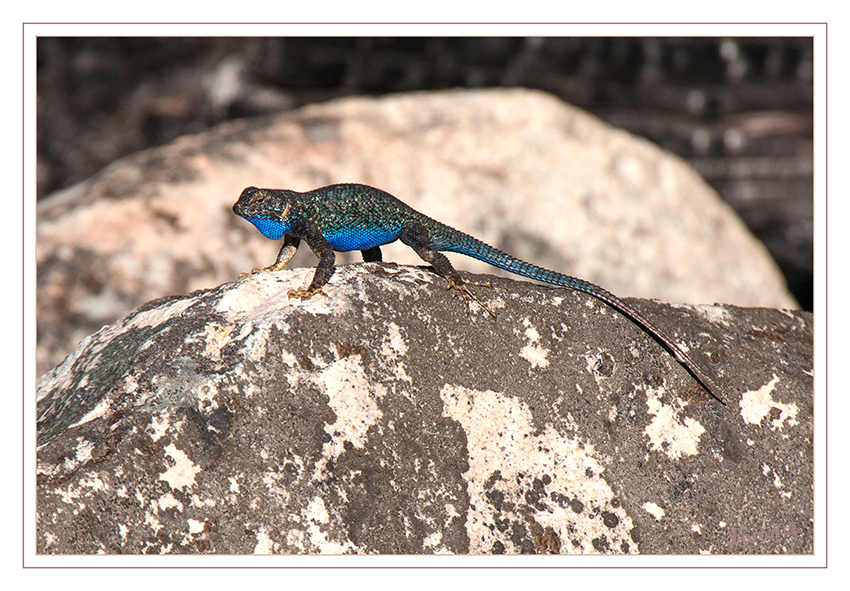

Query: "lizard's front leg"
<box><xmin>241</xmin><ymin>234</ymin><xmax>301</xmax><ymax>277</ymax></box>
<box><xmin>288</xmin><ymin>229</ymin><xmax>335</xmax><ymax>300</ymax></box>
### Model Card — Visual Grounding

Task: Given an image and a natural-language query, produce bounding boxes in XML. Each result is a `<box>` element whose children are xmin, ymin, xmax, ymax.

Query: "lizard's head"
<box><xmin>232</xmin><ymin>187</ymin><xmax>293</xmax><ymax>219</ymax></box>
<box><xmin>233</xmin><ymin>187</ymin><xmax>295</xmax><ymax>240</ymax></box>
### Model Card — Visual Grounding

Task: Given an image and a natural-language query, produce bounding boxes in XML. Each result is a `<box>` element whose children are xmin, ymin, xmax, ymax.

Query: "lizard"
<box><xmin>232</xmin><ymin>183</ymin><xmax>726</xmax><ymax>405</ymax></box>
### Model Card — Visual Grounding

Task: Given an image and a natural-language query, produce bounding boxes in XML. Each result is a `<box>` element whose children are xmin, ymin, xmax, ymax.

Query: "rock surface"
<box><xmin>36</xmin><ymin>88</ymin><xmax>796</xmax><ymax>379</ymax></box>
<box><xmin>36</xmin><ymin>264</ymin><xmax>812</xmax><ymax>555</ymax></box>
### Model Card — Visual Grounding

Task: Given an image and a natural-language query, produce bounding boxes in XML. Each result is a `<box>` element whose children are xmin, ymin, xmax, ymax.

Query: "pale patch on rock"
<box><xmin>253</xmin><ymin>525</ymin><xmax>276</xmax><ymax>554</ymax></box>
<box><xmin>301</xmin><ymin>496</ymin><xmax>359</xmax><ymax>554</ymax></box>
<box><xmin>316</xmin><ymin>354</ymin><xmax>386</xmax><ymax>459</ymax></box>
<box><xmin>696</xmin><ymin>304</ymin><xmax>733</xmax><ymax>326</ymax></box>
<box><xmin>441</xmin><ymin>384</ymin><xmax>637</xmax><ymax>554</ymax></box>
<box><xmin>68</xmin><ymin>398</ymin><xmax>112</xmax><ymax>430</ymax></box>
<box><xmin>644</xmin><ymin>388</ymin><xmax>706</xmax><ymax>459</ymax></box>
<box><xmin>187</xmin><ymin>518</ymin><xmax>205</xmax><ymax>534</ymax></box>
<box><xmin>380</xmin><ymin>322</ymin><xmax>412</xmax><ymax>384</ymax></box>
<box><xmin>202</xmin><ymin>322</ymin><xmax>235</xmax><ymax>359</ymax></box>
<box><xmin>155</xmin><ymin>491</ymin><xmax>183</xmax><ymax>513</ymax></box>
<box><xmin>158</xmin><ymin>443</ymin><xmax>202</xmax><ymax>491</ymax></box>
<box><xmin>740</xmin><ymin>375</ymin><xmax>799</xmax><ymax>430</ymax></box>
<box><xmin>643</xmin><ymin>502</ymin><xmax>665</xmax><ymax>520</ymax></box>
<box><xmin>519</xmin><ymin>318</ymin><xmax>550</xmax><ymax>369</ymax></box>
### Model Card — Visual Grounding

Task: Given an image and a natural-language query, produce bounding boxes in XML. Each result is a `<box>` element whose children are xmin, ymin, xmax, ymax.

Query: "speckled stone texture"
<box><xmin>36</xmin><ymin>264</ymin><xmax>812</xmax><ymax>554</ymax></box>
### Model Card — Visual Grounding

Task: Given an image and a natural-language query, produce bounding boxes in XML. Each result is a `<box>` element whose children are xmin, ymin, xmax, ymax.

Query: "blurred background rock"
<box><xmin>37</xmin><ymin>36</ymin><xmax>813</xmax><ymax>311</ymax></box>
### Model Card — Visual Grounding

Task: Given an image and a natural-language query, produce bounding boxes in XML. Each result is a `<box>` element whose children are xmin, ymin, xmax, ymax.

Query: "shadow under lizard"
<box><xmin>232</xmin><ymin>183</ymin><xmax>726</xmax><ymax>405</ymax></box>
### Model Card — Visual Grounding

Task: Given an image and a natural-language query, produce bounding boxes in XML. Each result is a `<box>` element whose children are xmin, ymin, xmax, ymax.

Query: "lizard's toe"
<box><xmin>288</xmin><ymin>287</ymin><xmax>328</xmax><ymax>301</ymax></box>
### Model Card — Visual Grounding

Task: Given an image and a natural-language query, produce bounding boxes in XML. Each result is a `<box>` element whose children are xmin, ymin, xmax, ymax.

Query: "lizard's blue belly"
<box><xmin>326</xmin><ymin>228</ymin><xmax>399</xmax><ymax>251</ymax></box>
<box><xmin>246</xmin><ymin>217</ymin><xmax>398</xmax><ymax>251</ymax></box>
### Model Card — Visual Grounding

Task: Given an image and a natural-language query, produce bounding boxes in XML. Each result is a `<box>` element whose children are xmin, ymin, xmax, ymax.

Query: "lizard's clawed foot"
<box><xmin>446</xmin><ymin>276</ymin><xmax>495</xmax><ymax>318</ymax></box>
<box><xmin>288</xmin><ymin>287</ymin><xmax>328</xmax><ymax>301</ymax></box>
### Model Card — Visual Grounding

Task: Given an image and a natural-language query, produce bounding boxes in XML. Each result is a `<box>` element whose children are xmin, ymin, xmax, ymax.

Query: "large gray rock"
<box><xmin>36</xmin><ymin>88</ymin><xmax>796</xmax><ymax>378</ymax></box>
<box><xmin>36</xmin><ymin>265</ymin><xmax>812</xmax><ymax>554</ymax></box>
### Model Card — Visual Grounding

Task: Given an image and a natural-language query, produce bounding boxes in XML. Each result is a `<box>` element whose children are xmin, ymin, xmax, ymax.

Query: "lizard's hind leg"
<box><xmin>400</xmin><ymin>224</ymin><xmax>495</xmax><ymax>317</ymax></box>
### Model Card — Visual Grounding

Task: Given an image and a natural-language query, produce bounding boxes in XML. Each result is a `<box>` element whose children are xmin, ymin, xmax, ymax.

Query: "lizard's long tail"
<box><xmin>433</xmin><ymin>224</ymin><xmax>727</xmax><ymax>405</ymax></box>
